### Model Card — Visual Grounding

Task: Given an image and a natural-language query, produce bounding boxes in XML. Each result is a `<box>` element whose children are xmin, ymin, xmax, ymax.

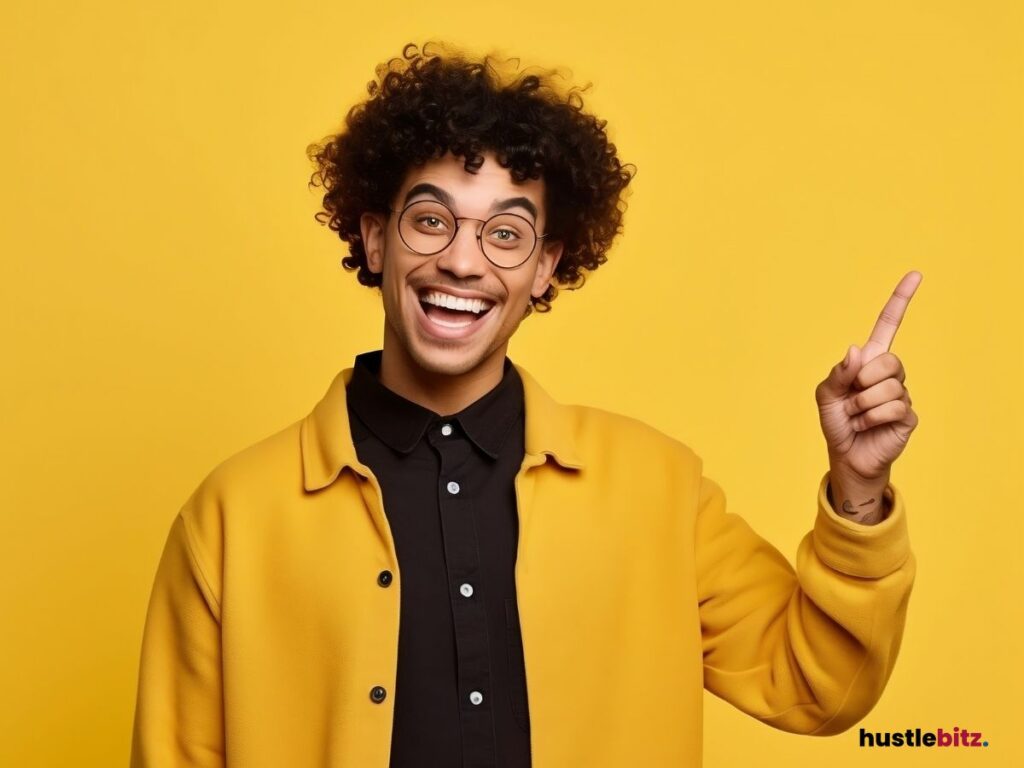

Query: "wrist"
<box><xmin>827</xmin><ymin>466</ymin><xmax>891</xmax><ymax>525</ymax></box>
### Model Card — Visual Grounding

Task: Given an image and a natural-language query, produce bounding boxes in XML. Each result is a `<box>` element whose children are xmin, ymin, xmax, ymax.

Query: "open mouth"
<box><xmin>415</xmin><ymin>288</ymin><xmax>497</xmax><ymax>338</ymax></box>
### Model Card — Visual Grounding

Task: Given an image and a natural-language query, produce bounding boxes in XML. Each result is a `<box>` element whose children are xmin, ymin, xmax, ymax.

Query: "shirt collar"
<box><xmin>345</xmin><ymin>349</ymin><xmax>522</xmax><ymax>459</ymax></box>
<box><xmin>301</xmin><ymin>351</ymin><xmax>585</xmax><ymax>492</ymax></box>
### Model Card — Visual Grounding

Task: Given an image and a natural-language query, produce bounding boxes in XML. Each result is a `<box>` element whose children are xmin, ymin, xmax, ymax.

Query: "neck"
<box><xmin>378</xmin><ymin>326</ymin><xmax>508</xmax><ymax>415</ymax></box>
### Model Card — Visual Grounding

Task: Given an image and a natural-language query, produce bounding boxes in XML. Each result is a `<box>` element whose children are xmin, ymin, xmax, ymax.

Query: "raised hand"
<box><xmin>814</xmin><ymin>271</ymin><xmax>922</xmax><ymax>520</ymax></box>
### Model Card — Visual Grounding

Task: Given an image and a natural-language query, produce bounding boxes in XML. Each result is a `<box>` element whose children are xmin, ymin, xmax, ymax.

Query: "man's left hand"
<box><xmin>814</xmin><ymin>271</ymin><xmax>923</xmax><ymax>522</ymax></box>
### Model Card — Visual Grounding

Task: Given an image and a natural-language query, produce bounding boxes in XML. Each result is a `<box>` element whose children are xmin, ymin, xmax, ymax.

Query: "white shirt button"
<box><xmin>459</xmin><ymin>583</ymin><xmax>474</xmax><ymax>597</ymax></box>
<box><xmin>447</xmin><ymin>481</ymin><xmax>460</xmax><ymax>495</ymax></box>
<box><xmin>441</xmin><ymin>423</ymin><xmax>453</xmax><ymax>436</ymax></box>
<box><xmin>469</xmin><ymin>690</ymin><xmax>483</xmax><ymax>705</ymax></box>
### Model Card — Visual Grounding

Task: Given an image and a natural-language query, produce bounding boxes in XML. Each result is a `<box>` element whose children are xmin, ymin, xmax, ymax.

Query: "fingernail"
<box><xmin>842</xmin><ymin>347</ymin><xmax>851</xmax><ymax>368</ymax></box>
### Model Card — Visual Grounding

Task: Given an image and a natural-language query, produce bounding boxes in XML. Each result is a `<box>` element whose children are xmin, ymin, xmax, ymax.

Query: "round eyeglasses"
<box><xmin>388</xmin><ymin>199</ymin><xmax>552</xmax><ymax>269</ymax></box>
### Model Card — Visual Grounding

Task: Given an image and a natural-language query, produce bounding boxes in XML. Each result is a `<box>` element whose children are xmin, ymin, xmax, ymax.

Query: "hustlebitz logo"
<box><xmin>859</xmin><ymin>727</ymin><xmax>989</xmax><ymax>748</ymax></box>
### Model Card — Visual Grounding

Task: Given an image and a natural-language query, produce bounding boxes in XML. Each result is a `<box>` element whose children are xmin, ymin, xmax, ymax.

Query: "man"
<box><xmin>130</xmin><ymin>41</ymin><xmax>920</xmax><ymax>767</ymax></box>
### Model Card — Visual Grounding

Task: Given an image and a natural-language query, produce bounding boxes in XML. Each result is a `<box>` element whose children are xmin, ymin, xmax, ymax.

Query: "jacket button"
<box><xmin>377</xmin><ymin>570</ymin><xmax>393</xmax><ymax>587</ymax></box>
<box><xmin>370</xmin><ymin>685</ymin><xmax>387</xmax><ymax>703</ymax></box>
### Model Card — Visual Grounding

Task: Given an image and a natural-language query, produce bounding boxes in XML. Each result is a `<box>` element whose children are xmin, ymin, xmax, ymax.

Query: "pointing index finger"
<box><xmin>864</xmin><ymin>271</ymin><xmax>923</xmax><ymax>356</ymax></box>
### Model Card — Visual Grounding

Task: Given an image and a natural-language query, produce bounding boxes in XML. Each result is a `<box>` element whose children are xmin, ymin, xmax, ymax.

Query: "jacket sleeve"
<box><xmin>130</xmin><ymin>511</ymin><xmax>225</xmax><ymax>766</ymax></box>
<box><xmin>695</xmin><ymin>468</ymin><xmax>915</xmax><ymax>735</ymax></box>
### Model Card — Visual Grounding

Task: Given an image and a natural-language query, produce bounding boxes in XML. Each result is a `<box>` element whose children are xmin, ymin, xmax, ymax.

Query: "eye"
<box><xmin>491</xmin><ymin>228</ymin><xmax>519</xmax><ymax>242</ymax></box>
<box><xmin>417</xmin><ymin>215</ymin><xmax>446</xmax><ymax>230</ymax></box>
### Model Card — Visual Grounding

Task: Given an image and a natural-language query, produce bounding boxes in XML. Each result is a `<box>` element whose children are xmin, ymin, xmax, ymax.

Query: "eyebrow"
<box><xmin>401</xmin><ymin>182</ymin><xmax>539</xmax><ymax>222</ymax></box>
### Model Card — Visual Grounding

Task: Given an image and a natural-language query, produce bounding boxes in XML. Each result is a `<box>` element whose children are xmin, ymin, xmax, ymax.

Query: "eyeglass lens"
<box><xmin>397</xmin><ymin>200</ymin><xmax>537</xmax><ymax>268</ymax></box>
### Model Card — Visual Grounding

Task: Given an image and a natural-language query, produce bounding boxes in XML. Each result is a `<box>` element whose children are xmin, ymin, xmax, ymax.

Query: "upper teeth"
<box><xmin>421</xmin><ymin>290</ymin><xmax>494</xmax><ymax>314</ymax></box>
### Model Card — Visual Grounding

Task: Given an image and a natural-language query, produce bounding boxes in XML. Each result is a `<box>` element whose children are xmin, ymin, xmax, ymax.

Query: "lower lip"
<box><xmin>413</xmin><ymin>295</ymin><xmax>497</xmax><ymax>340</ymax></box>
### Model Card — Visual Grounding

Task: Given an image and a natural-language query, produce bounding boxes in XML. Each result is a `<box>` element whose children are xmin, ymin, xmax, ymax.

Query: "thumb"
<box><xmin>821</xmin><ymin>344</ymin><xmax>863</xmax><ymax>399</ymax></box>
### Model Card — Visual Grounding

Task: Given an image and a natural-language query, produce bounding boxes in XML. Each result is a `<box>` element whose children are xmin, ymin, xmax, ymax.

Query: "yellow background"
<box><xmin>2</xmin><ymin>1</ymin><xmax>1021</xmax><ymax>765</ymax></box>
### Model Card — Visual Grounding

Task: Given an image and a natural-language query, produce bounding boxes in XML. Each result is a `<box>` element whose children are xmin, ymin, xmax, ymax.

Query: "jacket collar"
<box><xmin>301</xmin><ymin>355</ymin><xmax>585</xmax><ymax>492</ymax></box>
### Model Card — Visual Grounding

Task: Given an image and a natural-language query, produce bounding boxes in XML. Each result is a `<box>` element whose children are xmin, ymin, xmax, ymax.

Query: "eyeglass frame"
<box><xmin>386</xmin><ymin>200</ymin><xmax>554</xmax><ymax>270</ymax></box>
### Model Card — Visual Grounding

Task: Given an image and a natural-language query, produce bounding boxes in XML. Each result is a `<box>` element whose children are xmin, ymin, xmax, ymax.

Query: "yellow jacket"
<box><xmin>130</xmin><ymin>362</ymin><xmax>915</xmax><ymax>767</ymax></box>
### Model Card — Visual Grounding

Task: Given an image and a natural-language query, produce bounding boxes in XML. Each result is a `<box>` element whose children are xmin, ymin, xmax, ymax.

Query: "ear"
<box><xmin>360</xmin><ymin>211</ymin><xmax>388</xmax><ymax>275</ymax></box>
<box><xmin>531</xmin><ymin>239</ymin><xmax>564</xmax><ymax>299</ymax></box>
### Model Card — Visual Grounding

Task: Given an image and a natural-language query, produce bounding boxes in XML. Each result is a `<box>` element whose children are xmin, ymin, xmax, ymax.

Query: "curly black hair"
<box><xmin>306</xmin><ymin>41</ymin><xmax>637</xmax><ymax>315</ymax></box>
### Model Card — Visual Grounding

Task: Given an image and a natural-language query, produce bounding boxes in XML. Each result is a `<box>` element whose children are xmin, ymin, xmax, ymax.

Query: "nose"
<box><xmin>434</xmin><ymin>221</ymin><xmax>489</xmax><ymax>279</ymax></box>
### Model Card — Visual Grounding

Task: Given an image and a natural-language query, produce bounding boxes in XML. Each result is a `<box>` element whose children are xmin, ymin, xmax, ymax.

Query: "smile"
<box><xmin>414</xmin><ymin>288</ymin><xmax>497</xmax><ymax>340</ymax></box>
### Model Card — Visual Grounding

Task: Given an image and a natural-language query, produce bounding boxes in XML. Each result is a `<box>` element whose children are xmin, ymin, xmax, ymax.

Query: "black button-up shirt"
<box><xmin>346</xmin><ymin>349</ymin><xmax>532</xmax><ymax>768</ymax></box>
